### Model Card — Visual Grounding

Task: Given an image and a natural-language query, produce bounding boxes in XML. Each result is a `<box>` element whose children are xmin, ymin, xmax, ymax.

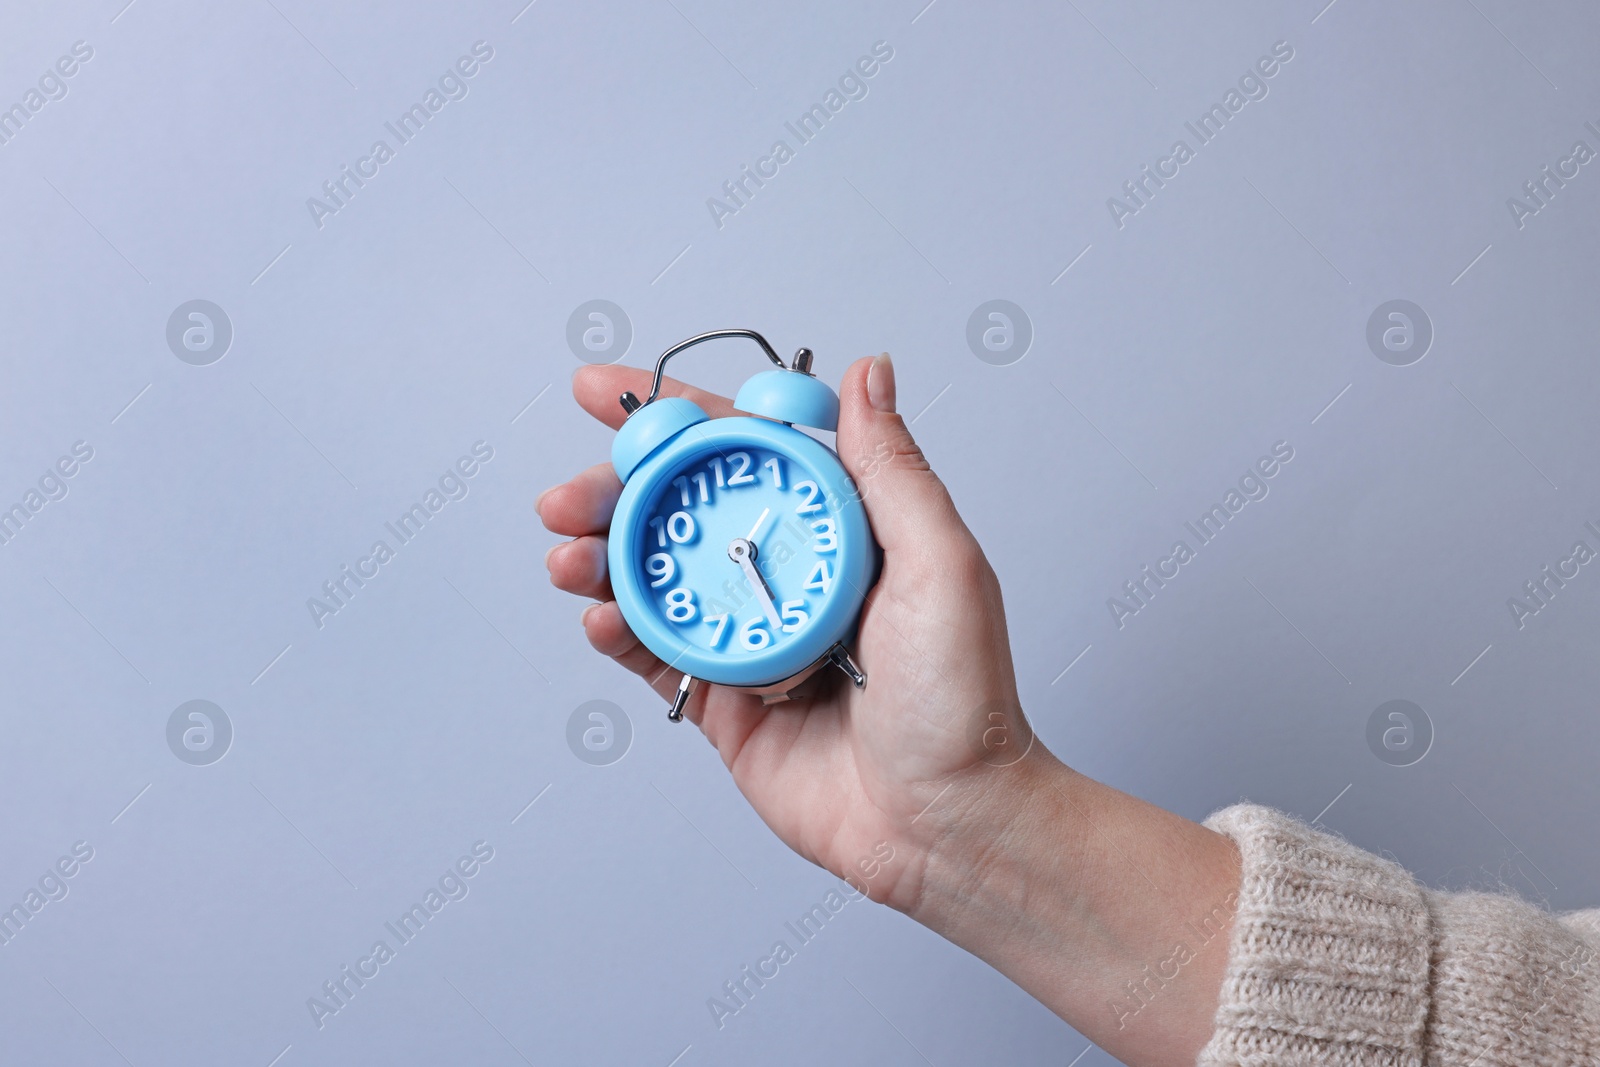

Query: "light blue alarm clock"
<box><xmin>607</xmin><ymin>330</ymin><xmax>877</xmax><ymax>721</ymax></box>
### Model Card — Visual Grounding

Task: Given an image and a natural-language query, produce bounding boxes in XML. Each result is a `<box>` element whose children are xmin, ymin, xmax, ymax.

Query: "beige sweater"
<box><xmin>1199</xmin><ymin>805</ymin><xmax>1600</xmax><ymax>1066</ymax></box>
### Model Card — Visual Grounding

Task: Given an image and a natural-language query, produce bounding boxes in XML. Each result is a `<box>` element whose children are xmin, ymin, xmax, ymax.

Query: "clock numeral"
<box><xmin>810</xmin><ymin>518</ymin><xmax>837</xmax><ymax>552</ymax></box>
<box><xmin>649</xmin><ymin>510</ymin><xmax>697</xmax><ymax>547</ymax></box>
<box><xmin>793</xmin><ymin>480</ymin><xmax>823</xmax><ymax>515</ymax></box>
<box><xmin>739</xmin><ymin>616</ymin><xmax>771</xmax><ymax>650</ymax></box>
<box><xmin>763</xmin><ymin>456</ymin><xmax>784</xmax><ymax>488</ymax></box>
<box><xmin>704</xmin><ymin>613</ymin><xmax>730</xmax><ymax>648</ymax></box>
<box><xmin>645</xmin><ymin>552</ymin><xmax>676</xmax><ymax>588</ymax></box>
<box><xmin>780</xmin><ymin>599</ymin><xmax>809</xmax><ymax>633</ymax></box>
<box><xmin>664</xmin><ymin>587</ymin><xmax>697</xmax><ymax>623</ymax></box>
<box><xmin>804</xmin><ymin>560</ymin><xmax>833</xmax><ymax>594</ymax></box>
<box><xmin>672</xmin><ymin>473</ymin><xmax>710</xmax><ymax>507</ymax></box>
<box><xmin>726</xmin><ymin>451</ymin><xmax>755</xmax><ymax>486</ymax></box>
<box><xmin>709</xmin><ymin>457</ymin><xmax>726</xmax><ymax>488</ymax></box>
<box><xmin>669</xmin><ymin>511</ymin><xmax>696</xmax><ymax>543</ymax></box>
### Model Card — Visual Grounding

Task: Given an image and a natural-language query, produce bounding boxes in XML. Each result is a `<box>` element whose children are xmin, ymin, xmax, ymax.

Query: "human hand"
<box><xmin>542</xmin><ymin>351</ymin><xmax>1241</xmax><ymax>1067</ymax></box>
<box><xmin>539</xmin><ymin>353</ymin><xmax>1028</xmax><ymax>911</ymax></box>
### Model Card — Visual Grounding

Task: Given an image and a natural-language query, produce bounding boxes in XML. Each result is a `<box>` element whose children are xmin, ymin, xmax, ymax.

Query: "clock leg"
<box><xmin>829</xmin><ymin>645</ymin><xmax>867</xmax><ymax>689</ymax></box>
<box><xmin>668</xmin><ymin>673</ymin><xmax>698</xmax><ymax>722</ymax></box>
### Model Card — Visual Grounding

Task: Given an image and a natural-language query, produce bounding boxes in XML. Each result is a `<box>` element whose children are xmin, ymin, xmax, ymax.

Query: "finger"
<box><xmin>537</xmin><ymin>462</ymin><xmax>622</xmax><ymax>536</ymax></box>
<box><xmin>582</xmin><ymin>602</ymin><xmax>670</xmax><ymax>693</ymax></box>
<box><xmin>573</xmin><ymin>364</ymin><xmax>740</xmax><ymax>431</ymax></box>
<box><xmin>835</xmin><ymin>353</ymin><xmax>970</xmax><ymax>557</ymax></box>
<box><xmin>545</xmin><ymin>536</ymin><xmax>612</xmax><ymax>601</ymax></box>
<box><xmin>581</xmin><ymin>601</ymin><xmax>711</xmax><ymax>727</ymax></box>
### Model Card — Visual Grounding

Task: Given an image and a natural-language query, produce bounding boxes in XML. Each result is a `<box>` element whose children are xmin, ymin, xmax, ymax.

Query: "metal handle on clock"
<box><xmin>618</xmin><ymin>329</ymin><xmax>815</xmax><ymax>415</ymax></box>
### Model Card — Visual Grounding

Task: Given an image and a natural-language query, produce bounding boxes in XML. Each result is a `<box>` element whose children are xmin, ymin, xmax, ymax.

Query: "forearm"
<box><xmin>905</xmin><ymin>749</ymin><xmax>1241</xmax><ymax>1067</ymax></box>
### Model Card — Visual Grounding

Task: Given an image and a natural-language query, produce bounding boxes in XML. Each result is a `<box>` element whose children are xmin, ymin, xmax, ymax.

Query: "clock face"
<box><xmin>633</xmin><ymin>444</ymin><xmax>844</xmax><ymax>659</ymax></box>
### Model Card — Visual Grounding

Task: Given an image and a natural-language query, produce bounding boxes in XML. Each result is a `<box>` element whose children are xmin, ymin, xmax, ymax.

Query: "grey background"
<box><xmin>1</xmin><ymin>0</ymin><xmax>1596</xmax><ymax>1063</ymax></box>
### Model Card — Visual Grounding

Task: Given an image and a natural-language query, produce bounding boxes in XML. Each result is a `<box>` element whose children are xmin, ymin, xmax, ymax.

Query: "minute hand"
<box><xmin>728</xmin><ymin>538</ymin><xmax>783</xmax><ymax>630</ymax></box>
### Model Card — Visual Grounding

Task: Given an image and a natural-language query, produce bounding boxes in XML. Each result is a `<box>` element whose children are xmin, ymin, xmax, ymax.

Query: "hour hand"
<box><xmin>728</xmin><ymin>537</ymin><xmax>782</xmax><ymax>630</ymax></box>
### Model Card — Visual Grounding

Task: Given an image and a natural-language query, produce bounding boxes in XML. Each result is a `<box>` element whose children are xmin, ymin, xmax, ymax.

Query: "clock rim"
<box><xmin>607</xmin><ymin>416</ymin><xmax>876</xmax><ymax>689</ymax></box>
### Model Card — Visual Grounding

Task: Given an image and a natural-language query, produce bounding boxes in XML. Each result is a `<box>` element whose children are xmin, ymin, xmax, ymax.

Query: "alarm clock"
<box><xmin>607</xmin><ymin>329</ymin><xmax>877</xmax><ymax>721</ymax></box>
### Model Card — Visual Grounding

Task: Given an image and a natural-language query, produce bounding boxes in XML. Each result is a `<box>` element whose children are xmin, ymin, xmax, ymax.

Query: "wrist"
<box><xmin>890</xmin><ymin>737</ymin><xmax>1242</xmax><ymax>1067</ymax></box>
<box><xmin>899</xmin><ymin>746</ymin><xmax>1083</xmax><ymax>935</ymax></box>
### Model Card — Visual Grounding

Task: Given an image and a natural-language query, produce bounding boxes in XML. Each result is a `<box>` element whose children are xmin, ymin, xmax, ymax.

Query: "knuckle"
<box><xmin>851</xmin><ymin>425</ymin><xmax>930</xmax><ymax>479</ymax></box>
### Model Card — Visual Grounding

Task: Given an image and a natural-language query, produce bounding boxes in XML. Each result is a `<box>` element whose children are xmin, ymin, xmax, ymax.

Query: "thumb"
<box><xmin>836</xmin><ymin>353</ymin><xmax>966</xmax><ymax>557</ymax></box>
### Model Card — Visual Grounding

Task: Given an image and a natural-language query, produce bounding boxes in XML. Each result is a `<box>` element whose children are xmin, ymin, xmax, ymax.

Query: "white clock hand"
<box><xmin>728</xmin><ymin>537</ymin><xmax>783</xmax><ymax>630</ymax></box>
<box><xmin>746</xmin><ymin>506</ymin><xmax>772</xmax><ymax>545</ymax></box>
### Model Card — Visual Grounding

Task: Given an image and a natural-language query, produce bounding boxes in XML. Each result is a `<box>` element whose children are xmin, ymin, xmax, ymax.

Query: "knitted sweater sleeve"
<box><xmin>1197</xmin><ymin>804</ymin><xmax>1600</xmax><ymax>1066</ymax></box>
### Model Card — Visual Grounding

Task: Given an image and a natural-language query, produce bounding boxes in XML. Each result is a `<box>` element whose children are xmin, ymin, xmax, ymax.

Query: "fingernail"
<box><xmin>535</xmin><ymin>487</ymin><xmax>552</xmax><ymax>520</ymax></box>
<box><xmin>867</xmin><ymin>352</ymin><xmax>896</xmax><ymax>414</ymax></box>
<box><xmin>544</xmin><ymin>542</ymin><xmax>561</xmax><ymax>570</ymax></box>
<box><xmin>580</xmin><ymin>603</ymin><xmax>598</xmax><ymax>627</ymax></box>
